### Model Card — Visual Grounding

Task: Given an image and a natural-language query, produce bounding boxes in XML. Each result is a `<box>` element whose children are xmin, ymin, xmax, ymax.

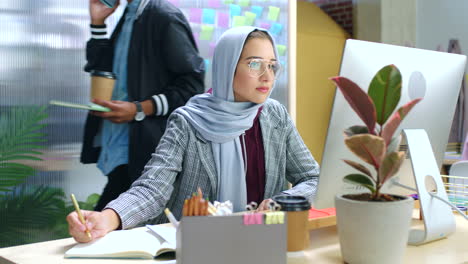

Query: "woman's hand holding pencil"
<box><xmin>66</xmin><ymin>204</ymin><xmax>121</xmax><ymax>243</ymax></box>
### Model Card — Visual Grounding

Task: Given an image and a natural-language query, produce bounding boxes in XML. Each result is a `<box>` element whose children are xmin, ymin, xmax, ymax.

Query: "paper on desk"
<box><xmin>146</xmin><ymin>225</ymin><xmax>177</xmax><ymax>246</ymax></box>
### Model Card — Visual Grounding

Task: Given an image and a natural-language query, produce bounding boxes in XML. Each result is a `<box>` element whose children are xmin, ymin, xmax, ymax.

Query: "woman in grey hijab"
<box><xmin>67</xmin><ymin>26</ymin><xmax>320</xmax><ymax>243</ymax></box>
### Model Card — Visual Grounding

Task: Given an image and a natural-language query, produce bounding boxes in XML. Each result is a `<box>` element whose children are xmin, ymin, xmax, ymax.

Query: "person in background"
<box><xmin>68</xmin><ymin>26</ymin><xmax>319</xmax><ymax>242</ymax></box>
<box><xmin>81</xmin><ymin>0</ymin><xmax>205</xmax><ymax>211</ymax></box>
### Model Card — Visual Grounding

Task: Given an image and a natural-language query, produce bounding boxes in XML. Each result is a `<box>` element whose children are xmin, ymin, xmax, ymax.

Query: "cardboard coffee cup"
<box><xmin>273</xmin><ymin>195</ymin><xmax>311</xmax><ymax>252</ymax></box>
<box><xmin>90</xmin><ymin>70</ymin><xmax>116</xmax><ymax>101</ymax></box>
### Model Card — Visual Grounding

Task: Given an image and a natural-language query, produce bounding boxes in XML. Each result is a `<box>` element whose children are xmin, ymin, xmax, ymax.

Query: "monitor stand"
<box><xmin>403</xmin><ymin>129</ymin><xmax>456</xmax><ymax>245</ymax></box>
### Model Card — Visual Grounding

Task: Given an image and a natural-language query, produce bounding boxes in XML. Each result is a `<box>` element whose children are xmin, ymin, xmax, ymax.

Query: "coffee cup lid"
<box><xmin>272</xmin><ymin>195</ymin><xmax>310</xmax><ymax>211</ymax></box>
<box><xmin>90</xmin><ymin>70</ymin><xmax>116</xmax><ymax>79</ymax></box>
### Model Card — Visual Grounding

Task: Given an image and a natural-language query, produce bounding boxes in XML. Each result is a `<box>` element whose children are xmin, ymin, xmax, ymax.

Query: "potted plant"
<box><xmin>330</xmin><ymin>64</ymin><xmax>422</xmax><ymax>264</ymax></box>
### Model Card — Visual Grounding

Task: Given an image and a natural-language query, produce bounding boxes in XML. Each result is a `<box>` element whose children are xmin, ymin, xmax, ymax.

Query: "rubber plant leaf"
<box><xmin>345</xmin><ymin>134</ymin><xmax>386</xmax><ymax>168</ymax></box>
<box><xmin>343</xmin><ymin>159</ymin><xmax>373</xmax><ymax>178</ymax></box>
<box><xmin>330</xmin><ymin>77</ymin><xmax>377</xmax><ymax>135</ymax></box>
<box><xmin>344</xmin><ymin>125</ymin><xmax>369</xmax><ymax>137</ymax></box>
<box><xmin>343</xmin><ymin>174</ymin><xmax>376</xmax><ymax>193</ymax></box>
<box><xmin>379</xmin><ymin>151</ymin><xmax>406</xmax><ymax>184</ymax></box>
<box><xmin>381</xmin><ymin>98</ymin><xmax>422</xmax><ymax>146</ymax></box>
<box><xmin>368</xmin><ymin>65</ymin><xmax>402</xmax><ymax>126</ymax></box>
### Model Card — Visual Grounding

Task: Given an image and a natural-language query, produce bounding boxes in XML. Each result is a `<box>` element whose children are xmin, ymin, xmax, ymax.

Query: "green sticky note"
<box><xmin>244</xmin><ymin>11</ymin><xmax>256</xmax><ymax>26</ymax></box>
<box><xmin>268</xmin><ymin>6</ymin><xmax>280</xmax><ymax>21</ymax></box>
<box><xmin>276</xmin><ymin>44</ymin><xmax>286</xmax><ymax>56</ymax></box>
<box><xmin>200</xmin><ymin>25</ymin><xmax>214</xmax><ymax>40</ymax></box>
<box><xmin>238</xmin><ymin>0</ymin><xmax>250</xmax><ymax>7</ymax></box>
<box><xmin>223</xmin><ymin>0</ymin><xmax>234</xmax><ymax>4</ymax></box>
<box><xmin>232</xmin><ymin>16</ymin><xmax>246</xmax><ymax>27</ymax></box>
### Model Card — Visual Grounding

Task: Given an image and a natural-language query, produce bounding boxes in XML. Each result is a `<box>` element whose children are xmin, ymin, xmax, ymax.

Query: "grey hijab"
<box><xmin>175</xmin><ymin>26</ymin><xmax>278</xmax><ymax>212</ymax></box>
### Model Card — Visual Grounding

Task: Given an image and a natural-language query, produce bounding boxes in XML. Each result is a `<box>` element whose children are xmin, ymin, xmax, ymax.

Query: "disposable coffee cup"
<box><xmin>90</xmin><ymin>70</ymin><xmax>116</xmax><ymax>101</ymax></box>
<box><xmin>273</xmin><ymin>195</ymin><xmax>311</xmax><ymax>252</ymax></box>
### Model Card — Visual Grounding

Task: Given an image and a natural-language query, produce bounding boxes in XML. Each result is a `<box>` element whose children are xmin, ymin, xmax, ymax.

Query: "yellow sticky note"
<box><xmin>268</xmin><ymin>6</ymin><xmax>280</xmax><ymax>21</ymax></box>
<box><xmin>276</xmin><ymin>44</ymin><xmax>286</xmax><ymax>56</ymax></box>
<box><xmin>232</xmin><ymin>16</ymin><xmax>246</xmax><ymax>27</ymax></box>
<box><xmin>244</xmin><ymin>11</ymin><xmax>256</xmax><ymax>26</ymax></box>
<box><xmin>265</xmin><ymin>212</ymin><xmax>284</xmax><ymax>224</ymax></box>
<box><xmin>200</xmin><ymin>25</ymin><xmax>214</xmax><ymax>40</ymax></box>
<box><xmin>238</xmin><ymin>0</ymin><xmax>250</xmax><ymax>7</ymax></box>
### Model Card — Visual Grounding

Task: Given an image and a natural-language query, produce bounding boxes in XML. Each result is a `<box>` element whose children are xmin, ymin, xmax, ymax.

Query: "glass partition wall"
<box><xmin>0</xmin><ymin>0</ymin><xmax>292</xmax><ymax>246</ymax></box>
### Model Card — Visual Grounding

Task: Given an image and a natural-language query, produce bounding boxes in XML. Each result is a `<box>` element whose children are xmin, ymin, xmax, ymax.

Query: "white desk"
<box><xmin>0</xmin><ymin>213</ymin><xmax>467</xmax><ymax>264</ymax></box>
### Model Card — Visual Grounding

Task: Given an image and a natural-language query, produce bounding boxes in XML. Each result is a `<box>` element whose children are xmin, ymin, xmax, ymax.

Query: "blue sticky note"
<box><xmin>251</xmin><ymin>6</ymin><xmax>263</xmax><ymax>18</ymax></box>
<box><xmin>204</xmin><ymin>59</ymin><xmax>211</xmax><ymax>72</ymax></box>
<box><xmin>230</xmin><ymin>4</ymin><xmax>242</xmax><ymax>17</ymax></box>
<box><xmin>202</xmin><ymin>8</ymin><xmax>216</xmax><ymax>24</ymax></box>
<box><xmin>270</xmin><ymin>23</ymin><xmax>283</xmax><ymax>36</ymax></box>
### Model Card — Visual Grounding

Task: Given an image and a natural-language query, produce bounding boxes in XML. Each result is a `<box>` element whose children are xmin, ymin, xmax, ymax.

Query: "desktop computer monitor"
<box><xmin>314</xmin><ymin>39</ymin><xmax>467</xmax><ymax>209</ymax></box>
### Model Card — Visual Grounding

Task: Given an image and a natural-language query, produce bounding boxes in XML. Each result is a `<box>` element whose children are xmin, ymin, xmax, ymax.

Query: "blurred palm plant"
<box><xmin>0</xmin><ymin>105</ymin><xmax>98</xmax><ymax>247</ymax></box>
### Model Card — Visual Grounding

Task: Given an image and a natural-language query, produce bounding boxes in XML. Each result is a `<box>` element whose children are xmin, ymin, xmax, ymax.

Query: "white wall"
<box><xmin>353</xmin><ymin>0</ymin><xmax>381</xmax><ymax>42</ymax></box>
<box><xmin>416</xmin><ymin>0</ymin><xmax>468</xmax><ymax>60</ymax></box>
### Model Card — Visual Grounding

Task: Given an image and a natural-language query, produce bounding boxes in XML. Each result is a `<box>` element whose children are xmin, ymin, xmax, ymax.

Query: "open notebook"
<box><xmin>65</xmin><ymin>225</ymin><xmax>176</xmax><ymax>259</ymax></box>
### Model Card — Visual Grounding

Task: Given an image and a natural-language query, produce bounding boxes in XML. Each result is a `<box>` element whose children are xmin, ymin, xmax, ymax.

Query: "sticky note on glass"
<box><xmin>200</xmin><ymin>25</ymin><xmax>214</xmax><ymax>40</ymax></box>
<box><xmin>204</xmin><ymin>59</ymin><xmax>211</xmax><ymax>72</ymax></box>
<box><xmin>260</xmin><ymin>22</ymin><xmax>271</xmax><ymax>30</ymax></box>
<box><xmin>202</xmin><ymin>8</ymin><xmax>216</xmax><ymax>24</ymax></box>
<box><xmin>238</xmin><ymin>0</ymin><xmax>250</xmax><ymax>7</ymax></box>
<box><xmin>276</xmin><ymin>44</ymin><xmax>286</xmax><ymax>56</ymax></box>
<box><xmin>189</xmin><ymin>8</ymin><xmax>202</xmax><ymax>23</ymax></box>
<box><xmin>267</xmin><ymin>6</ymin><xmax>280</xmax><ymax>22</ymax></box>
<box><xmin>232</xmin><ymin>16</ymin><xmax>246</xmax><ymax>27</ymax></box>
<box><xmin>230</xmin><ymin>4</ymin><xmax>242</xmax><ymax>17</ymax></box>
<box><xmin>217</xmin><ymin>12</ymin><xmax>230</xmax><ymax>28</ymax></box>
<box><xmin>251</xmin><ymin>5</ymin><xmax>263</xmax><ymax>18</ymax></box>
<box><xmin>167</xmin><ymin>0</ymin><xmax>179</xmax><ymax>6</ymax></box>
<box><xmin>223</xmin><ymin>0</ymin><xmax>234</xmax><ymax>4</ymax></box>
<box><xmin>208</xmin><ymin>0</ymin><xmax>222</xmax><ymax>8</ymax></box>
<box><xmin>244</xmin><ymin>11</ymin><xmax>256</xmax><ymax>26</ymax></box>
<box><xmin>270</xmin><ymin>23</ymin><xmax>283</xmax><ymax>36</ymax></box>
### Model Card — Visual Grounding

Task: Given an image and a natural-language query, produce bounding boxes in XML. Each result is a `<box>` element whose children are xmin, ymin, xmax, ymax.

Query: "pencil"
<box><xmin>182</xmin><ymin>199</ymin><xmax>188</xmax><ymax>217</ymax></box>
<box><xmin>193</xmin><ymin>194</ymin><xmax>199</xmax><ymax>216</ymax></box>
<box><xmin>70</xmin><ymin>194</ymin><xmax>92</xmax><ymax>239</ymax></box>
<box><xmin>164</xmin><ymin>208</ymin><xmax>179</xmax><ymax>228</ymax></box>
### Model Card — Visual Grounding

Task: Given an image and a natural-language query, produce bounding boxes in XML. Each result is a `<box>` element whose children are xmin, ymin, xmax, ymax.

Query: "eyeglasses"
<box><xmin>246</xmin><ymin>59</ymin><xmax>282</xmax><ymax>79</ymax></box>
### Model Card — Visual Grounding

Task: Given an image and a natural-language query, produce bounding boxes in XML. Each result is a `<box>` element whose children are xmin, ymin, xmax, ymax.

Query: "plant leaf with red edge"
<box><xmin>379</xmin><ymin>151</ymin><xmax>405</xmax><ymax>184</ymax></box>
<box><xmin>382</xmin><ymin>98</ymin><xmax>422</xmax><ymax>146</ymax></box>
<box><xmin>343</xmin><ymin>159</ymin><xmax>373</xmax><ymax>178</ymax></box>
<box><xmin>330</xmin><ymin>77</ymin><xmax>377</xmax><ymax>135</ymax></box>
<box><xmin>344</xmin><ymin>134</ymin><xmax>386</xmax><ymax>168</ymax></box>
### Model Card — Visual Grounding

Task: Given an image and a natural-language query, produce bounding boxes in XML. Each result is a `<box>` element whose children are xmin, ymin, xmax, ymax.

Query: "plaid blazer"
<box><xmin>107</xmin><ymin>99</ymin><xmax>320</xmax><ymax>229</ymax></box>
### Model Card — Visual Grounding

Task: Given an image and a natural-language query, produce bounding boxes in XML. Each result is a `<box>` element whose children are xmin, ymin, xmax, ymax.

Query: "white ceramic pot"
<box><xmin>335</xmin><ymin>194</ymin><xmax>414</xmax><ymax>264</ymax></box>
